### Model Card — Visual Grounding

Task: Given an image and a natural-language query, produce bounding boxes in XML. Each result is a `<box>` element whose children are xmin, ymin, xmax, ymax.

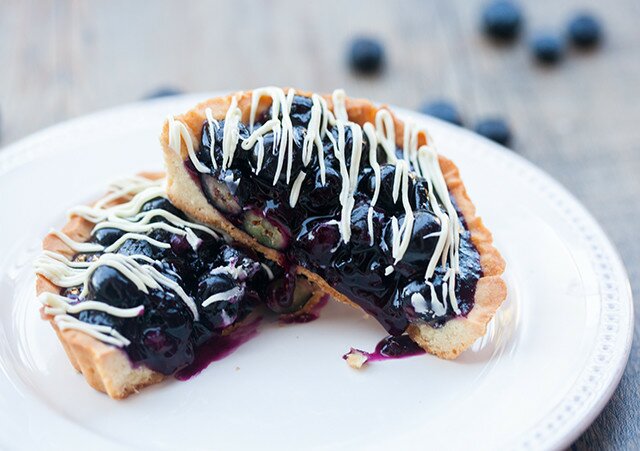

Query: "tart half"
<box><xmin>35</xmin><ymin>173</ymin><xmax>323</xmax><ymax>398</ymax></box>
<box><xmin>161</xmin><ymin>87</ymin><xmax>507</xmax><ymax>359</ymax></box>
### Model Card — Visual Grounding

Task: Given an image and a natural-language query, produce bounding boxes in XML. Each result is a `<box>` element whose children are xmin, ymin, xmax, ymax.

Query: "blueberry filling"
<box><xmin>61</xmin><ymin>196</ymin><xmax>314</xmax><ymax>375</ymax></box>
<box><xmin>190</xmin><ymin>94</ymin><xmax>483</xmax><ymax>336</ymax></box>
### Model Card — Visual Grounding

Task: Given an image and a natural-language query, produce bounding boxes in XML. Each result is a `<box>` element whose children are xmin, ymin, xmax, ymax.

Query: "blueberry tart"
<box><xmin>35</xmin><ymin>173</ymin><xmax>323</xmax><ymax>398</ymax></box>
<box><xmin>161</xmin><ymin>87</ymin><xmax>507</xmax><ymax>359</ymax></box>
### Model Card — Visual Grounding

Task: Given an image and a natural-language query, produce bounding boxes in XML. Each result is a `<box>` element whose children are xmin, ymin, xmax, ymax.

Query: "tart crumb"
<box><xmin>344</xmin><ymin>349</ymin><xmax>369</xmax><ymax>369</ymax></box>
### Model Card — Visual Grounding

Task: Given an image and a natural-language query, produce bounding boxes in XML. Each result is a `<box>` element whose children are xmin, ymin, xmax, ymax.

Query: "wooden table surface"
<box><xmin>2</xmin><ymin>0</ymin><xmax>638</xmax><ymax>448</ymax></box>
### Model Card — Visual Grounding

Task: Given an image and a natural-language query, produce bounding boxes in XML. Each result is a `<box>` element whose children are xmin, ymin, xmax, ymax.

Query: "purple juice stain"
<box><xmin>343</xmin><ymin>334</ymin><xmax>425</xmax><ymax>366</ymax></box>
<box><xmin>279</xmin><ymin>294</ymin><xmax>330</xmax><ymax>324</ymax></box>
<box><xmin>175</xmin><ymin>317</ymin><xmax>262</xmax><ymax>381</ymax></box>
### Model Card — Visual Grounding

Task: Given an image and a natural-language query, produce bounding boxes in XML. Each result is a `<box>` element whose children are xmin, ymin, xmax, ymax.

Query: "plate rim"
<box><xmin>0</xmin><ymin>93</ymin><xmax>633</xmax><ymax>450</ymax></box>
<box><xmin>398</xmin><ymin>108</ymin><xmax>634</xmax><ymax>450</ymax></box>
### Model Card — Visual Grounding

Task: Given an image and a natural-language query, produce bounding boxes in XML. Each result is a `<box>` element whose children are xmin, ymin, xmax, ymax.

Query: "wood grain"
<box><xmin>1</xmin><ymin>0</ymin><xmax>639</xmax><ymax>448</ymax></box>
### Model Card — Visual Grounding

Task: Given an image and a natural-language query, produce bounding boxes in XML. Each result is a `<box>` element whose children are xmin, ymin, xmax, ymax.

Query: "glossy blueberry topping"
<box><xmin>288</xmin><ymin>94</ymin><xmax>316</xmax><ymax>126</ymax></box>
<box><xmin>194</xmin><ymin>95</ymin><xmax>483</xmax><ymax>337</ymax></box>
<box><xmin>125</xmin><ymin>289</ymin><xmax>195</xmax><ymax>375</ymax></box>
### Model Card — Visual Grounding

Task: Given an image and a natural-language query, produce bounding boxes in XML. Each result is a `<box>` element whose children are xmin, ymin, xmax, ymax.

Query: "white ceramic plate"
<box><xmin>0</xmin><ymin>94</ymin><xmax>633</xmax><ymax>451</ymax></box>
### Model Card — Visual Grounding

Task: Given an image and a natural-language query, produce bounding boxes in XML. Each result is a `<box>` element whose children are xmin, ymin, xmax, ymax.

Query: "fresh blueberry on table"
<box><xmin>419</xmin><ymin>101</ymin><xmax>464</xmax><ymax>127</ymax></box>
<box><xmin>474</xmin><ymin>118</ymin><xmax>512</xmax><ymax>146</ymax></box>
<box><xmin>481</xmin><ymin>1</ymin><xmax>523</xmax><ymax>42</ymax></box>
<box><xmin>348</xmin><ymin>37</ymin><xmax>385</xmax><ymax>75</ymax></box>
<box><xmin>143</xmin><ymin>87</ymin><xmax>184</xmax><ymax>100</ymax></box>
<box><xmin>530</xmin><ymin>33</ymin><xmax>565</xmax><ymax>64</ymax></box>
<box><xmin>567</xmin><ymin>13</ymin><xmax>603</xmax><ymax>49</ymax></box>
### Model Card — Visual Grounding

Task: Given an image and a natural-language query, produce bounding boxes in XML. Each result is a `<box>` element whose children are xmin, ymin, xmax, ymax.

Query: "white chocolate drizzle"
<box><xmin>205</xmin><ymin>107</ymin><xmax>219</xmax><ymax>170</ymax></box>
<box><xmin>289</xmin><ymin>171</ymin><xmax>307</xmax><ymax>207</ymax></box>
<box><xmin>209</xmin><ymin>265</ymin><xmax>248</xmax><ymax>280</ymax></box>
<box><xmin>70</xmin><ymin>185</ymin><xmax>166</xmax><ymax>223</ymax></box>
<box><xmin>36</xmin><ymin>251</ymin><xmax>199</xmax><ymax>320</ymax></box>
<box><xmin>248</xmin><ymin>87</ymin><xmax>296</xmax><ymax>184</ymax></box>
<box><xmin>375</xmin><ymin>109</ymin><xmax>398</xmax><ymax>162</ymax></box>
<box><xmin>49</xmin><ymin>230</ymin><xmax>103</xmax><ymax>253</ymax></box>
<box><xmin>363</xmin><ymin>123</ymin><xmax>381</xmax><ymax>245</ymax></box>
<box><xmin>92</xmin><ymin>175</ymin><xmax>155</xmax><ymax>210</ymax></box>
<box><xmin>332</xmin><ymin>89</ymin><xmax>348</xmax><ymax>121</ymax></box>
<box><xmin>168</xmin><ymin>116</ymin><xmax>209</xmax><ymax>173</ymax></box>
<box><xmin>221</xmin><ymin>96</ymin><xmax>243</xmax><ymax>171</ymax></box>
<box><xmin>260</xmin><ymin>263</ymin><xmax>275</xmax><ymax>280</ymax></box>
<box><xmin>301</xmin><ymin>95</ymin><xmax>325</xmax><ymax>177</ymax></box>
<box><xmin>40</xmin><ymin>292</ymin><xmax>144</xmax><ymax>318</ymax></box>
<box><xmin>202</xmin><ymin>286</ymin><xmax>243</xmax><ymax>307</ymax></box>
<box><xmin>36</xmin><ymin>176</ymin><xmax>237</xmax><ymax>348</ymax></box>
<box><xmin>53</xmin><ymin>313</ymin><xmax>133</xmax><ymax>347</ymax></box>
<box><xmin>51</xmin><ymin>229</ymin><xmax>172</xmax><ymax>255</ymax></box>
<box><xmin>392</xmin><ymin>162</ymin><xmax>416</xmax><ymax>265</ymax></box>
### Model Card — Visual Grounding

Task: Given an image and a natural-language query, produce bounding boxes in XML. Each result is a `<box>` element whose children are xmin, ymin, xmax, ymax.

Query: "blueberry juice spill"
<box><xmin>343</xmin><ymin>335</ymin><xmax>426</xmax><ymax>368</ymax></box>
<box><xmin>175</xmin><ymin>317</ymin><xmax>261</xmax><ymax>381</ymax></box>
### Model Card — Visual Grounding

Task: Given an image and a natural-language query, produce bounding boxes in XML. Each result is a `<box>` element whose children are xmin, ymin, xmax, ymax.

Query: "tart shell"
<box><xmin>36</xmin><ymin>172</ymin><xmax>166</xmax><ymax>399</ymax></box>
<box><xmin>161</xmin><ymin>89</ymin><xmax>507</xmax><ymax>360</ymax></box>
<box><xmin>36</xmin><ymin>172</ymin><xmax>327</xmax><ymax>399</ymax></box>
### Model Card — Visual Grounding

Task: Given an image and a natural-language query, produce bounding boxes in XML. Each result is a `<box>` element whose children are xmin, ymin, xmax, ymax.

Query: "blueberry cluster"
<box><xmin>415</xmin><ymin>4</ymin><xmax>605</xmax><ymax>148</ymax></box>
<box><xmin>481</xmin><ymin>1</ymin><xmax>604</xmax><ymax>64</ymax></box>
<box><xmin>192</xmin><ymin>95</ymin><xmax>482</xmax><ymax>335</ymax></box>
<box><xmin>418</xmin><ymin>100</ymin><xmax>513</xmax><ymax>148</ymax></box>
<box><xmin>65</xmin><ymin>197</ymin><xmax>305</xmax><ymax>375</ymax></box>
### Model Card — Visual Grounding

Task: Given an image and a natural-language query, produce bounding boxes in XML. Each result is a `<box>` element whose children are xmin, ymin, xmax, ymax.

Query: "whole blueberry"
<box><xmin>530</xmin><ymin>33</ymin><xmax>565</xmax><ymax>64</ymax></box>
<box><xmin>348</xmin><ymin>37</ymin><xmax>385</xmax><ymax>75</ymax></box>
<box><xmin>419</xmin><ymin>101</ymin><xmax>463</xmax><ymax>126</ymax></box>
<box><xmin>568</xmin><ymin>13</ymin><xmax>603</xmax><ymax>49</ymax></box>
<box><xmin>482</xmin><ymin>1</ymin><xmax>523</xmax><ymax>41</ymax></box>
<box><xmin>474</xmin><ymin>118</ymin><xmax>512</xmax><ymax>146</ymax></box>
<box><xmin>143</xmin><ymin>87</ymin><xmax>183</xmax><ymax>100</ymax></box>
<box><xmin>92</xmin><ymin>227</ymin><xmax>124</xmax><ymax>246</ymax></box>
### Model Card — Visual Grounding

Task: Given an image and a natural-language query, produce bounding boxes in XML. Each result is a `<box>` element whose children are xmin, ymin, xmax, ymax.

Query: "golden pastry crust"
<box><xmin>36</xmin><ymin>171</ymin><xmax>328</xmax><ymax>399</ymax></box>
<box><xmin>162</xmin><ymin>89</ymin><xmax>507</xmax><ymax>360</ymax></box>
